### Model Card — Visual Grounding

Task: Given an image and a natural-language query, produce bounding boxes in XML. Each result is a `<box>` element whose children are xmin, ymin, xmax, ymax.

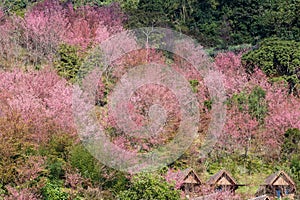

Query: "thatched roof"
<box><xmin>248</xmin><ymin>195</ymin><xmax>270</xmax><ymax>200</ymax></box>
<box><xmin>179</xmin><ymin>168</ymin><xmax>202</xmax><ymax>184</ymax></box>
<box><xmin>207</xmin><ymin>170</ymin><xmax>238</xmax><ymax>186</ymax></box>
<box><xmin>262</xmin><ymin>170</ymin><xmax>296</xmax><ymax>187</ymax></box>
<box><xmin>167</xmin><ymin>168</ymin><xmax>202</xmax><ymax>186</ymax></box>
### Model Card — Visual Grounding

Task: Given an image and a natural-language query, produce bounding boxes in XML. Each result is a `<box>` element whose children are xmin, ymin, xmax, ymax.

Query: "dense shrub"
<box><xmin>54</xmin><ymin>44</ymin><xmax>83</xmax><ymax>83</ymax></box>
<box><xmin>69</xmin><ymin>144</ymin><xmax>104</xmax><ymax>183</ymax></box>
<box><xmin>229</xmin><ymin>86</ymin><xmax>268</xmax><ymax>123</ymax></box>
<box><xmin>41</xmin><ymin>180</ymin><xmax>69</xmax><ymax>200</ymax></box>
<box><xmin>242</xmin><ymin>38</ymin><xmax>300</xmax><ymax>94</ymax></box>
<box><xmin>118</xmin><ymin>173</ymin><xmax>180</xmax><ymax>200</ymax></box>
<box><xmin>281</xmin><ymin>128</ymin><xmax>300</xmax><ymax>160</ymax></box>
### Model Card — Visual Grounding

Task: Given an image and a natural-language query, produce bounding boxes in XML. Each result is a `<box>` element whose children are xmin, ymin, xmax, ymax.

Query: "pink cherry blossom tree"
<box><xmin>214</xmin><ymin>52</ymin><xmax>300</xmax><ymax>159</ymax></box>
<box><xmin>0</xmin><ymin>67</ymin><xmax>74</xmax><ymax>142</ymax></box>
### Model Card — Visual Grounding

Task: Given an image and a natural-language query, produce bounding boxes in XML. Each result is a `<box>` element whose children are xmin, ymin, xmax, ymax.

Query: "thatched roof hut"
<box><xmin>167</xmin><ymin>168</ymin><xmax>202</xmax><ymax>196</ymax></box>
<box><xmin>207</xmin><ymin>170</ymin><xmax>242</xmax><ymax>193</ymax></box>
<box><xmin>256</xmin><ymin>171</ymin><xmax>296</xmax><ymax>199</ymax></box>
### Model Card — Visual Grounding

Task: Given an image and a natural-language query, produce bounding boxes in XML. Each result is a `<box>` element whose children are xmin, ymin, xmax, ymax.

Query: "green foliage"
<box><xmin>124</xmin><ymin>0</ymin><xmax>171</xmax><ymax>28</ymax></box>
<box><xmin>118</xmin><ymin>173</ymin><xmax>180</xmax><ymax>200</ymax></box>
<box><xmin>204</xmin><ymin>99</ymin><xmax>213</xmax><ymax>111</ymax></box>
<box><xmin>189</xmin><ymin>79</ymin><xmax>199</xmax><ymax>93</ymax></box>
<box><xmin>290</xmin><ymin>154</ymin><xmax>300</xmax><ymax>187</ymax></box>
<box><xmin>125</xmin><ymin>0</ymin><xmax>300</xmax><ymax>47</ymax></box>
<box><xmin>242</xmin><ymin>155</ymin><xmax>269</xmax><ymax>175</ymax></box>
<box><xmin>0</xmin><ymin>0</ymin><xmax>38</xmax><ymax>16</ymax></box>
<box><xmin>40</xmin><ymin>133</ymin><xmax>74</xmax><ymax>160</ymax></box>
<box><xmin>47</xmin><ymin>158</ymin><xmax>65</xmax><ymax>180</ymax></box>
<box><xmin>242</xmin><ymin>38</ymin><xmax>300</xmax><ymax>93</ymax></box>
<box><xmin>248</xmin><ymin>86</ymin><xmax>267</xmax><ymax>123</ymax></box>
<box><xmin>59</xmin><ymin>0</ymin><xmax>114</xmax><ymax>8</ymax></box>
<box><xmin>77</xmin><ymin>46</ymin><xmax>106</xmax><ymax>87</ymax></box>
<box><xmin>2</xmin><ymin>0</ymin><xmax>300</xmax><ymax>48</ymax></box>
<box><xmin>64</xmin><ymin>0</ymin><xmax>140</xmax><ymax>10</ymax></box>
<box><xmin>230</xmin><ymin>86</ymin><xmax>268</xmax><ymax>123</ymax></box>
<box><xmin>56</xmin><ymin>0</ymin><xmax>138</xmax><ymax>12</ymax></box>
<box><xmin>281</xmin><ymin>128</ymin><xmax>300</xmax><ymax>159</ymax></box>
<box><xmin>103</xmin><ymin>170</ymin><xmax>129</xmax><ymax>195</ymax></box>
<box><xmin>0</xmin><ymin>184</ymin><xmax>5</xmax><ymax>197</ymax></box>
<box><xmin>54</xmin><ymin>44</ymin><xmax>83</xmax><ymax>83</ymax></box>
<box><xmin>69</xmin><ymin>144</ymin><xmax>103</xmax><ymax>183</ymax></box>
<box><xmin>279</xmin><ymin>128</ymin><xmax>300</xmax><ymax>188</ymax></box>
<box><xmin>230</xmin><ymin>91</ymin><xmax>248</xmax><ymax>111</ymax></box>
<box><xmin>242</xmin><ymin>38</ymin><xmax>300</xmax><ymax>77</ymax></box>
<box><xmin>117</xmin><ymin>0</ymin><xmax>139</xmax><ymax>10</ymax></box>
<box><xmin>206</xmin><ymin>44</ymin><xmax>252</xmax><ymax>57</ymax></box>
<box><xmin>41</xmin><ymin>180</ymin><xmax>69</xmax><ymax>200</ymax></box>
<box><xmin>39</xmin><ymin>133</ymin><xmax>75</xmax><ymax>180</ymax></box>
<box><xmin>206</xmin><ymin>152</ymin><xmax>273</xmax><ymax>178</ymax></box>
<box><xmin>256</xmin><ymin>0</ymin><xmax>300</xmax><ymax>41</ymax></box>
<box><xmin>168</xmin><ymin>154</ymin><xmax>189</xmax><ymax>170</ymax></box>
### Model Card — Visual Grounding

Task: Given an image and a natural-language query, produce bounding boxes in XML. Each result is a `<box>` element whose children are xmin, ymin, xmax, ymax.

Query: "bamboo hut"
<box><xmin>255</xmin><ymin>171</ymin><xmax>296</xmax><ymax>199</ymax></box>
<box><xmin>206</xmin><ymin>170</ymin><xmax>243</xmax><ymax>193</ymax></box>
<box><xmin>167</xmin><ymin>168</ymin><xmax>202</xmax><ymax>196</ymax></box>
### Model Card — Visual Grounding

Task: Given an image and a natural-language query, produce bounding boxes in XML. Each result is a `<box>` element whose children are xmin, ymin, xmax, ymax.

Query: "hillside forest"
<box><xmin>0</xmin><ymin>0</ymin><xmax>299</xmax><ymax>199</ymax></box>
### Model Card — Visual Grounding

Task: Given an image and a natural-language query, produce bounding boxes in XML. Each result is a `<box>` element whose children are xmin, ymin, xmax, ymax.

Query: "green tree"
<box><xmin>54</xmin><ymin>44</ymin><xmax>83</xmax><ymax>83</ymax></box>
<box><xmin>256</xmin><ymin>0</ymin><xmax>300</xmax><ymax>41</ymax></box>
<box><xmin>281</xmin><ymin>128</ymin><xmax>300</xmax><ymax>189</ymax></box>
<box><xmin>230</xmin><ymin>86</ymin><xmax>268</xmax><ymax>123</ymax></box>
<box><xmin>242</xmin><ymin>38</ymin><xmax>300</xmax><ymax>94</ymax></box>
<box><xmin>281</xmin><ymin>128</ymin><xmax>300</xmax><ymax>159</ymax></box>
<box><xmin>248</xmin><ymin>86</ymin><xmax>268</xmax><ymax>123</ymax></box>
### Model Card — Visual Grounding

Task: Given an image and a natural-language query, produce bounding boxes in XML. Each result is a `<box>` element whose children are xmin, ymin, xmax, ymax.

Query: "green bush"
<box><xmin>229</xmin><ymin>86</ymin><xmax>268</xmax><ymax>123</ymax></box>
<box><xmin>281</xmin><ymin>128</ymin><xmax>300</xmax><ymax>160</ymax></box>
<box><xmin>47</xmin><ymin>158</ymin><xmax>65</xmax><ymax>180</ymax></box>
<box><xmin>242</xmin><ymin>38</ymin><xmax>300</xmax><ymax>77</ymax></box>
<box><xmin>279</xmin><ymin>128</ymin><xmax>300</xmax><ymax>189</ymax></box>
<box><xmin>54</xmin><ymin>44</ymin><xmax>83</xmax><ymax>83</ymax></box>
<box><xmin>242</xmin><ymin>38</ymin><xmax>300</xmax><ymax>93</ymax></box>
<box><xmin>290</xmin><ymin>154</ymin><xmax>300</xmax><ymax>187</ymax></box>
<box><xmin>41</xmin><ymin>180</ymin><xmax>69</xmax><ymax>200</ymax></box>
<box><xmin>118</xmin><ymin>173</ymin><xmax>180</xmax><ymax>200</ymax></box>
<box><xmin>0</xmin><ymin>0</ymin><xmax>38</xmax><ymax>16</ymax></box>
<box><xmin>69</xmin><ymin>144</ymin><xmax>103</xmax><ymax>183</ymax></box>
<box><xmin>39</xmin><ymin>133</ymin><xmax>74</xmax><ymax>160</ymax></box>
<box><xmin>247</xmin><ymin>86</ymin><xmax>268</xmax><ymax>123</ymax></box>
<box><xmin>38</xmin><ymin>133</ymin><xmax>75</xmax><ymax>180</ymax></box>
